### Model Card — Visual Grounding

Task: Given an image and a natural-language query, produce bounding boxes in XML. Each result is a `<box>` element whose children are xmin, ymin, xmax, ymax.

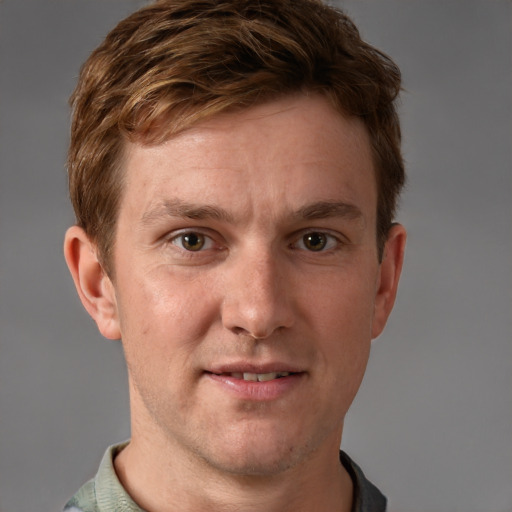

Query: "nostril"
<box><xmin>232</xmin><ymin>326</ymin><xmax>249</xmax><ymax>337</ymax></box>
<box><xmin>231</xmin><ymin>325</ymin><xmax>282</xmax><ymax>340</ymax></box>
<box><xmin>221</xmin><ymin>283</ymin><xmax>294</xmax><ymax>340</ymax></box>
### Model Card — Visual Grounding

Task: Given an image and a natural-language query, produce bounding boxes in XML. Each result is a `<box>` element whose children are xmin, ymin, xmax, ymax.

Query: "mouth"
<box><xmin>203</xmin><ymin>361</ymin><xmax>306</xmax><ymax>403</ymax></box>
<box><xmin>209</xmin><ymin>371</ymin><xmax>293</xmax><ymax>382</ymax></box>
<box><xmin>205</xmin><ymin>369</ymin><xmax>303</xmax><ymax>401</ymax></box>
<box><xmin>204</xmin><ymin>364</ymin><xmax>305</xmax><ymax>401</ymax></box>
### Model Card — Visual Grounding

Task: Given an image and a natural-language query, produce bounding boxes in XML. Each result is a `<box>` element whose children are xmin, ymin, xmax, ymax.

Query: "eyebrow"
<box><xmin>141</xmin><ymin>199</ymin><xmax>235</xmax><ymax>225</ymax></box>
<box><xmin>294</xmin><ymin>201</ymin><xmax>364</xmax><ymax>221</ymax></box>
<box><xmin>140</xmin><ymin>199</ymin><xmax>363</xmax><ymax>226</ymax></box>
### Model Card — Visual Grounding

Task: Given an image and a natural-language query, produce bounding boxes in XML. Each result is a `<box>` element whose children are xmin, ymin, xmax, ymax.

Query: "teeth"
<box><xmin>241</xmin><ymin>372</ymin><xmax>290</xmax><ymax>382</ymax></box>
<box><xmin>217</xmin><ymin>372</ymin><xmax>292</xmax><ymax>381</ymax></box>
<box><xmin>256</xmin><ymin>372</ymin><xmax>277</xmax><ymax>382</ymax></box>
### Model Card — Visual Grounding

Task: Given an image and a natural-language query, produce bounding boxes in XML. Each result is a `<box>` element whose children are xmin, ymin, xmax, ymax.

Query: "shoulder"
<box><xmin>340</xmin><ymin>451</ymin><xmax>387</xmax><ymax>512</ymax></box>
<box><xmin>63</xmin><ymin>478</ymin><xmax>97</xmax><ymax>512</ymax></box>
<box><xmin>62</xmin><ymin>442</ymin><xmax>136</xmax><ymax>512</ymax></box>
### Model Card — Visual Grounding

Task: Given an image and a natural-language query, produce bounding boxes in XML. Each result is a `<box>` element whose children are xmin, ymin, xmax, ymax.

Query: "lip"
<box><xmin>204</xmin><ymin>361</ymin><xmax>306</xmax><ymax>402</ymax></box>
<box><xmin>206</xmin><ymin>361</ymin><xmax>304</xmax><ymax>375</ymax></box>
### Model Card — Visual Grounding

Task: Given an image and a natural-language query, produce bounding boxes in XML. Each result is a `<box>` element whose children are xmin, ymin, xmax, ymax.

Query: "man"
<box><xmin>63</xmin><ymin>0</ymin><xmax>406</xmax><ymax>510</ymax></box>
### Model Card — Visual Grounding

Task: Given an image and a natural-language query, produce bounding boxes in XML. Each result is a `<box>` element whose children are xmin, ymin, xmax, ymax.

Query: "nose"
<box><xmin>221</xmin><ymin>251</ymin><xmax>295</xmax><ymax>339</ymax></box>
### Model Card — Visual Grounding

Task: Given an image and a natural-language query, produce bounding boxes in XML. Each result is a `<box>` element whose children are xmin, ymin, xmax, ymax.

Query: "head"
<box><xmin>68</xmin><ymin>0</ymin><xmax>404</xmax><ymax>276</ymax></box>
<box><xmin>64</xmin><ymin>0</ymin><xmax>406</xmax><ymax>483</ymax></box>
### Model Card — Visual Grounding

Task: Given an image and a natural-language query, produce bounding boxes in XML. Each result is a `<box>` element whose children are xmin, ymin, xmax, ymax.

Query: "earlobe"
<box><xmin>63</xmin><ymin>226</ymin><xmax>121</xmax><ymax>340</ymax></box>
<box><xmin>371</xmin><ymin>224</ymin><xmax>407</xmax><ymax>339</ymax></box>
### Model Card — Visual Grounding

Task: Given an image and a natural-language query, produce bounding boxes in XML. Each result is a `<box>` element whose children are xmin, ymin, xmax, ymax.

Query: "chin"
<box><xmin>208</xmin><ymin>448</ymin><xmax>300</xmax><ymax>477</ymax></box>
<box><xmin>197</xmin><ymin>423</ymin><xmax>316</xmax><ymax>477</ymax></box>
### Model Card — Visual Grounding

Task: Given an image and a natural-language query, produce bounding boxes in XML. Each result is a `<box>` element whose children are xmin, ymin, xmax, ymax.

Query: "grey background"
<box><xmin>0</xmin><ymin>1</ymin><xmax>510</xmax><ymax>511</ymax></box>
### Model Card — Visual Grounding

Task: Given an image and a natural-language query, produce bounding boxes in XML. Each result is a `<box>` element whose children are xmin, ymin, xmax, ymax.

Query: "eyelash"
<box><xmin>169</xmin><ymin>231</ymin><xmax>217</xmax><ymax>252</ymax></box>
<box><xmin>167</xmin><ymin>229</ymin><xmax>343</xmax><ymax>254</ymax></box>
<box><xmin>291</xmin><ymin>231</ymin><xmax>341</xmax><ymax>252</ymax></box>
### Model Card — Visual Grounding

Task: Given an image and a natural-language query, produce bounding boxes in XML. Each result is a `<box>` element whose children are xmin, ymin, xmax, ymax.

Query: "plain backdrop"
<box><xmin>0</xmin><ymin>1</ymin><xmax>511</xmax><ymax>511</ymax></box>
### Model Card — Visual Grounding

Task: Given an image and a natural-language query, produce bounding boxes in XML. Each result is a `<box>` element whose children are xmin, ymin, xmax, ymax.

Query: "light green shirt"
<box><xmin>63</xmin><ymin>442</ymin><xmax>386</xmax><ymax>512</ymax></box>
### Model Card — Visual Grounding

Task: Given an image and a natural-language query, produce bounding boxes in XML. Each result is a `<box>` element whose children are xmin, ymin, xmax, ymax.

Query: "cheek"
<box><xmin>307</xmin><ymin>264</ymin><xmax>378</xmax><ymax>339</ymax></box>
<box><xmin>306</xmin><ymin>267</ymin><xmax>377</xmax><ymax>390</ymax></box>
<box><xmin>115</xmin><ymin>266</ymin><xmax>219</xmax><ymax>361</ymax></box>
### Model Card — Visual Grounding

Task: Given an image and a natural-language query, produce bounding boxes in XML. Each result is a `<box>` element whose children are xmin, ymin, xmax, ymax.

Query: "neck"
<box><xmin>114</xmin><ymin>425</ymin><xmax>353</xmax><ymax>512</ymax></box>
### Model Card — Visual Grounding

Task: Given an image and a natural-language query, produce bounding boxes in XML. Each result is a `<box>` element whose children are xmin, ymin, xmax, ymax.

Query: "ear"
<box><xmin>63</xmin><ymin>226</ymin><xmax>121</xmax><ymax>340</ymax></box>
<box><xmin>372</xmin><ymin>223</ymin><xmax>406</xmax><ymax>339</ymax></box>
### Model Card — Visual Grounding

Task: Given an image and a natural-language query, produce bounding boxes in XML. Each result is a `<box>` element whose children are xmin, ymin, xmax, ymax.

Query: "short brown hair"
<box><xmin>68</xmin><ymin>0</ymin><xmax>405</xmax><ymax>272</ymax></box>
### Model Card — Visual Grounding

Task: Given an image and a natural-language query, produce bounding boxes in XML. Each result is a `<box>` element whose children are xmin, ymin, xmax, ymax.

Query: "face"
<box><xmin>88</xmin><ymin>95</ymin><xmax>403</xmax><ymax>476</ymax></box>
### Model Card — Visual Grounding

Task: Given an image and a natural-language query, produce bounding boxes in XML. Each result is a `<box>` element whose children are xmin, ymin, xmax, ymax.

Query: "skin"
<box><xmin>65</xmin><ymin>94</ymin><xmax>406</xmax><ymax>512</ymax></box>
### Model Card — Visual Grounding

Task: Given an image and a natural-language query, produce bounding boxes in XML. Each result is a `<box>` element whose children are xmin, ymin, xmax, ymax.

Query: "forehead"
<box><xmin>120</xmin><ymin>94</ymin><xmax>376</xmax><ymax>225</ymax></box>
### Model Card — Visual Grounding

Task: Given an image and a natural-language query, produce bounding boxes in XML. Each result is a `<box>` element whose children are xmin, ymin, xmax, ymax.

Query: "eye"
<box><xmin>171</xmin><ymin>232</ymin><xmax>213</xmax><ymax>251</ymax></box>
<box><xmin>295</xmin><ymin>232</ymin><xmax>338</xmax><ymax>252</ymax></box>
